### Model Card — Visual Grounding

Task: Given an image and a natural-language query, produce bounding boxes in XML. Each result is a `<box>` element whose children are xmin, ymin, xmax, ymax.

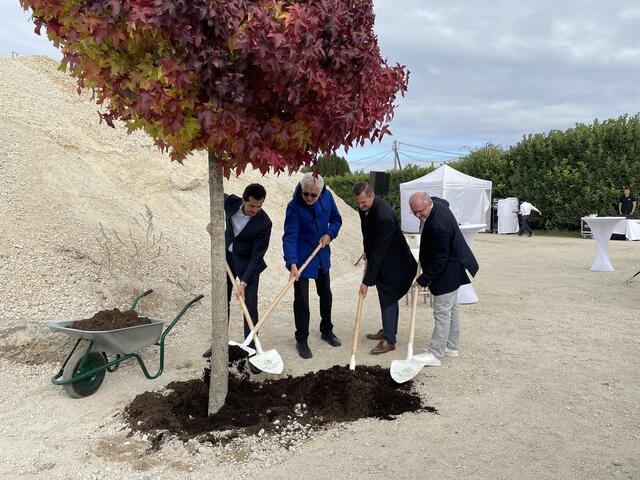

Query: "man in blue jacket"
<box><xmin>409</xmin><ymin>192</ymin><xmax>479</xmax><ymax>366</ymax></box>
<box><xmin>203</xmin><ymin>184</ymin><xmax>272</xmax><ymax>369</ymax></box>
<box><xmin>283</xmin><ymin>173</ymin><xmax>343</xmax><ymax>359</ymax></box>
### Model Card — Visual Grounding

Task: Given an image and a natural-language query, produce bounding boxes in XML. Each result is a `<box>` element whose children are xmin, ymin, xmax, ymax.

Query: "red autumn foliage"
<box><xmin>21</xmin><ymin>0</ymin><xmax>408</xmax><ymax>175</ymax></box>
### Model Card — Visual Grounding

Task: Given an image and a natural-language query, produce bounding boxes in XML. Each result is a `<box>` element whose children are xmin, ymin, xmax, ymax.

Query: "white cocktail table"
<box><xmin>457</xmin><ymin>224</ymin><xmax>486</xmax><ymax>304</ymax></box>
<box><xmin>581</xmin><ymin>216</ymin><xmax>625</xmax><ymax>271</ymax></box>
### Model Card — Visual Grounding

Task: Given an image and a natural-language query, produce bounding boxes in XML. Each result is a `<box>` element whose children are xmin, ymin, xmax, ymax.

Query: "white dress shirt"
<box><xmin>228</xmin><ymin>205</ymin><xmax>252</xmax><ymax>252</ymax></box>
<box><xmin>519</xmin><ymin>202</ymin><xmax>540</xmax><ymax>216</ymax></box>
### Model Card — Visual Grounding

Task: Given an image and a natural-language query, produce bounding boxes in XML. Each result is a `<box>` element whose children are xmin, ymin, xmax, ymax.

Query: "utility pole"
<box><xmin>392</xmin><ymin>140</ymin><xmax>402</xmax><ymax>170</ymax></box>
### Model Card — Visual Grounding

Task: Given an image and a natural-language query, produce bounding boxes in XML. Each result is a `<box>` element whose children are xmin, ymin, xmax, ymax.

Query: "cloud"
<box><xmin>0</xmin><ymin>7</ymin><xmax>61</xmax><ymax>59</ymax></box>
<box><xmin>3</xmin><ymin>0</ymin><xmax>640</xmax><ymax>164</ymax></box>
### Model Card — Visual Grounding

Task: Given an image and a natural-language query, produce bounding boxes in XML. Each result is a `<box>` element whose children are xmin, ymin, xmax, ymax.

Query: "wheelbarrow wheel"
<box><xmin>62</xmin><ymin>348</ymin><xmax>107</xmax><ymax>398</ymax></box>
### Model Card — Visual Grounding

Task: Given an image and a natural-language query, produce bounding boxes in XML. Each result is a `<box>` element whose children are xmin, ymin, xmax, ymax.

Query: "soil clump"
<box><xmin>71</xmin><ymin>308</ymin><xmax>151</xmax><ymax>331</ymax></box>
<box><xmin>125</xmin><ymin>361</ymin><xmax>434</xmax><ymax>443</ymax></box>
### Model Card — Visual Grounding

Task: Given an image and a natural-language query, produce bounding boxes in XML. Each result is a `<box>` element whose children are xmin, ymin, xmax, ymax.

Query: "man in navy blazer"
<box><xmin>203</xmin><ymin>183</ymin><xmax>272</xmax><ymax>362</ymax></box>
<box><xmin>409</xmin><ymin>192</ymin><xmax>479</xmax><ymax>367</ymax></box>
<box><xmin>353</xmin><ymin>182</ymin><xmax>417</xmax><ymax>355</ymax></box>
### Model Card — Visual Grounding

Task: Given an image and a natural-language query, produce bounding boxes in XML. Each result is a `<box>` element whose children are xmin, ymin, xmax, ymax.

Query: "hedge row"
<box><xmin>327</xmin><ymin>113</ymin><xmax>640</xmax><ymax>230</ymax></box>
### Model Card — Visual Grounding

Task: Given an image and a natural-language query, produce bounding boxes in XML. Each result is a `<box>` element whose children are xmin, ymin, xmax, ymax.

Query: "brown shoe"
<box><xmin>366</xmin><ymin>329</ymin><xmax>385</xmax><ymax>340</ymax></box>
<box><xmin>370</xmin><ymin>340</ymin><xmax>396</xmax><ymax>355</ymax></box>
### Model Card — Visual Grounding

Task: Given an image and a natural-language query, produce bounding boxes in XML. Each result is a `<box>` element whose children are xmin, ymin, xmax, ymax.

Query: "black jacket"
<box><xmin>417</xmin><ymin>197</ymin><xmax>479</xmax><ymax>295</ymax></box>
<box><xmin>360</xmin><ymin>197</ymin><xmax>417</xmax><ymax>307</ymax></box>
<box><xmin>225</xmin><ymin>194</ymin><xmax>272</xmax><ymax>284</ymax></box>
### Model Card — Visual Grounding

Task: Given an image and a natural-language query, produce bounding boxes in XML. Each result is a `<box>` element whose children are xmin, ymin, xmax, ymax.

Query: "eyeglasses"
<box><xmin>302</xmin><ymin>192</ymin><xmax>318</xmax><ymax>198</ymax></box>
<box><xmin>412</xmin><ymin>206</ymin><xmax>429</xmax><ymax>216</ymax></box>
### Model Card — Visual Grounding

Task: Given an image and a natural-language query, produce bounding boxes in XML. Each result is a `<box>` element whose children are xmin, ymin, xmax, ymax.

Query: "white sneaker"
<box><xmin>412</xmin><ymin>352</ymin><xmax>441</xmax><ymax>366</ymax></box>
<box><xmin>445</xmin><ymin>347</ymin><xmax>459</xmax><ymax>357</ymax></box>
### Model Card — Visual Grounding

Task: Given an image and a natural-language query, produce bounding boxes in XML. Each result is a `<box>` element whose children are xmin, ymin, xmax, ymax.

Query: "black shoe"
<box><xmin>528</xmin><ymin>233</ymin><xmax>532</xmax><ymax>237</ymax></box>
<box><xmin>249</xmin><ymin>363</ymin><xmax>262</xmax><ymax>375</ymax></box>
<box><xmin>321</xmin><ymin>332</ymin><xmax>342</xmax><ymax>347</ymax></box>
<box><xmin>296</xmin><ymin>341</ymin><xmax>313</xmax><ymax>359</ymax></box>
<box><xmin>202</xmin><ymin>347</ymin><xmax>212</xmax><ymax>358</ymax></box>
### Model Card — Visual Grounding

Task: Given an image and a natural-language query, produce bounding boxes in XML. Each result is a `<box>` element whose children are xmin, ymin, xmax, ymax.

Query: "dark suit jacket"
<box><xmin>360</xmin><ymin>197</ymin><xmax>417</xmax><ymax>307</ymax></box>
<box><xmin>417</xmin><ymin>197</ymin><xmax>479</xmax><ymax>295</ymax></box>
<box><xmin>225</xmin><ymin>194</ymin><xmax>272</xmax><ymax>284</ymax></box>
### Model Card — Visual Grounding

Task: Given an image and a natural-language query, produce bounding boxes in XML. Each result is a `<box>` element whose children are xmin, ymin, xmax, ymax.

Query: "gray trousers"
<box><xmin>428</xmin><ymin>289</ymin><xmax>460</xmax><ymax>360</ymax></box>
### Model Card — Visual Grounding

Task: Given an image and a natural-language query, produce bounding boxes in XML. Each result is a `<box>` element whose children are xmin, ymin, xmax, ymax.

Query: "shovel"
<box><xmin>390</xmin><ymin>285</ymin><xmax>424</xmax><ymax>383</ymax></box>
<box><xmin>225</xmin><ymin>262</ymin><xmax>256</xmax><ymax>356</ymax></box>
<box><xmin>240</xmin><ymin>242</ymin><xmax>324</xmax><ymax>373</ymax></box>
<box><xmin>238</xmin><ymin>242</ymin><xmax>323</xmax><ymax>346</ymax></box>
<box><xmin>349</xmin><ymin>293</ymin><xmax>365</xmax><ymax>370</ymax></box>
<box><xmin>625</xmin><ymin>270</ymin><xmax>640</xmax><ymax>282</ymax></box>
<box><xmin>225</xmin><ymin>262</ymin><xmax>283</xmax><ymax>373</ymax></box>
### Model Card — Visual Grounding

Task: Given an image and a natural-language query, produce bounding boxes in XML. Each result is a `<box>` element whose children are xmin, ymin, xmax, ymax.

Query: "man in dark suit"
<box><xmin>203</xmin><ymin>183</ymin><xmax>272</xmax><ymax>364</ymax></box>
<box><xmin>352</xmin><ymin>182</ymin><xmax>417</xmax><ymax>355</ymax></box>
<box><xmin>409</xmin><ymin>192</ymin><xmax>479</xmax><ymax>366</ymax></box>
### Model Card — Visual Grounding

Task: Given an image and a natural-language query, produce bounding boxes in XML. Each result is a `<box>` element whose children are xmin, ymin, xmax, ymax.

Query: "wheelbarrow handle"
<box><xmin>160</xmin><ymin>294</ymin><xmax>204</xmax><ymax>343</ymax></box>
<box><xmin>130</xmin><ymin>289</ymin><xmax>154</xmax><ymax>311</ymax></box>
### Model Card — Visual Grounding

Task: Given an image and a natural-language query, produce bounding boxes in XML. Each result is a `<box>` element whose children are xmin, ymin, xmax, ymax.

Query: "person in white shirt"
<box><xmin>518</xmin><ymin>201</ymin><xmax>542</xmax><ymax>237</ymax></box>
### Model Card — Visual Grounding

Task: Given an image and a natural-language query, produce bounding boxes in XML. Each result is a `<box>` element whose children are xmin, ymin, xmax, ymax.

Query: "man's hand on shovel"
<box><xmin>289</xmin><ymin>264</ymin><xmax>301</xmax><ymax>282</ymax></box>
<box><xmin>235</xmin><ymin>280</ymin><xmax>246</xmax><ymax>300</ymax></box>
<box><xmin>320</xmin><ymin>234</ymin><xmax>332</xmax><ymax>247</ymax></box>
<box><xmin>359</xmin><ymin>283</ymin><xmax>368</xmax><ymax>298</ymax></box>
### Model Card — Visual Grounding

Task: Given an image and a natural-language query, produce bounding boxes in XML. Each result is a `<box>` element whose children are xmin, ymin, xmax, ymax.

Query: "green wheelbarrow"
<box><xmin>49</xmin><ymin>290</ymin><xmax>204</xmax><ymax>398</ymax></box>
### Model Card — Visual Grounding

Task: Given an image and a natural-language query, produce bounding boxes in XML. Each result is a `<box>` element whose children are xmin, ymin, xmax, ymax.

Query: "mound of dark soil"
<box><xmin>125</xmin><ymin>358</ymin><xmax>434</xmax><ymax>443</ymax></box>
<box><xmin>71</xmin><ymin>308</ymin><xmax>151</xmax><ymax>331</ymax></box>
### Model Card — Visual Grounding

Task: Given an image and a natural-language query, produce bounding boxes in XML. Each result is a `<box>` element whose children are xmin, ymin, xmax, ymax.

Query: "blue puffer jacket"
<box><xmin>282</xmin><ymin>183</ymin><xmax>342</xmax><ymax>279</ymax></box>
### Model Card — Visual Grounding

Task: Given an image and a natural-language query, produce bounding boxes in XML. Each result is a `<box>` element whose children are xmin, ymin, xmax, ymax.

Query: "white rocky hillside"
<box><xmin>0</xmin><ymin>55</ymin><xmax>363</xmax><ymax>346</ymax></box>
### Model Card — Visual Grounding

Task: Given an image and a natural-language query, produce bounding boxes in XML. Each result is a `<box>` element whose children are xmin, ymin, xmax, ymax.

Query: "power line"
<box><xmin>397</xmin><ymin>141</ymin><xmax>464</xmax><ymax>156</ymax></box>
<box><xmin>398</xmin><ymin>151</ymin><xmax>457</xmax><ymax>164</ymax></box>
<box><xmin>359</xmin><ymin>151</ymin><xmax>391</xmax><ymax>171</ymax></box>
<box><xmin>347</xmin><ymin>149</ymin><xmax>392</xmax><ymax>163</ymax></box>
<box><xmin>398</xmin><ymin>147</ymin><xmax>461</xmax><ymax>159</ymax></box>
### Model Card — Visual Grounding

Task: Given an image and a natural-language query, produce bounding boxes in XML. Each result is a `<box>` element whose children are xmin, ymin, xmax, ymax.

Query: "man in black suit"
<box><xmin>352</xmin><ymin>182</ymin><xmax>417</xmax><ymax>355</ymax></box>
<box><xmin>409</xmin><ymin>192</ymin><xmax>479</xmax><ymax>366</ymax></box>
<box><xmin>203</xmin><ymin>184</ymin><xmax>272</xmax><ymax>363</ymax></box>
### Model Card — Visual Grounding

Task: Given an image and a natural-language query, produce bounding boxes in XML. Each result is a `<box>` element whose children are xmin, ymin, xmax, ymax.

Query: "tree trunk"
<box><xmin>207</xmin><ymin>150</ymin><xmax>228</xmax><ymax>414</ymax></box>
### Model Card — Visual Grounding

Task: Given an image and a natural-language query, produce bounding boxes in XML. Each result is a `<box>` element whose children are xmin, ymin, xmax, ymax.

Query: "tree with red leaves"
<box><xmin>21</xmin><ymin>0</ymin><xmax>408</xmax><ymax>414</ymax></box>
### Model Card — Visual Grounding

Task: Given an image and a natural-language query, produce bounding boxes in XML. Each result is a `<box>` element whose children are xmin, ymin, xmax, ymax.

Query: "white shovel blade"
<box><xmin>249</xmin><ymin>349</ymin><xmax>284</xmax><ymax>374</ymax></box>
<box><xmin>228</xmin><ymin>340</ymin><xmax>256</xmax><ymax>356</ymax></box>
<box><xmin>390</xmin><ymin>359</ymin><xmax>424</xmax><ymax>384</ymax></box>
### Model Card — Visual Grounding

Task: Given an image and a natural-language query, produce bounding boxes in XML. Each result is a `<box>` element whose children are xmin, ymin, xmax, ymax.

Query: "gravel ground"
<box><xmin>1</xmin><ymin>55</ymin><xmax>639</xmax><ymax>480</ymax></box>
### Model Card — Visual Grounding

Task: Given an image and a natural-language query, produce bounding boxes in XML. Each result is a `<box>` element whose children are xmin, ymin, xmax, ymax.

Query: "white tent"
<box><xmin>400</xmin><ymin>165</ymin><xmax>492</xmax><ymax>233</ymax></box>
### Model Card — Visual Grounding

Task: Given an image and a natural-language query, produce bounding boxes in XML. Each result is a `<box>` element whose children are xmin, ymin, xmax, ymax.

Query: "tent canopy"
<box><xmin>400</xmin><ymin>165</ymin><xmax>492</xmax><ymax>233</ymax></box>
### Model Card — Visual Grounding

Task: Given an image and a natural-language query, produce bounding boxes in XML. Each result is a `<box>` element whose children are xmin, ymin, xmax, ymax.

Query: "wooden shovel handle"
<box><xmin>351</xmin><ymin>293</ymin><xmax>365</xmax><ymax>358</ymax></box>
<box><xmin>225</xmin><ymin>262</ymin><xmax>257</xmax><ymax>331</ymax></box>
<box><xmin>407</xmin><ymin>284</ymin><xmax>420</xmax><ymax>348</ymax></box>
<box><xmin>251</xmin><ymin>242</ymin><xmax>324</xmax><ymax>335</ymax></box>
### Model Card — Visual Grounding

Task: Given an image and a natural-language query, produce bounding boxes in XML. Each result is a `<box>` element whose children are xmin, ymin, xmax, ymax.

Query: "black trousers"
<box><xmin>226</xmin><ymin>253</ymin><xmax>258</xmax><ymax>346</ymax></box>
<box><xmin>519</xmin><ymin>215</ymin><xmax>533</xmax><ymax>235</ymax></box>
<box><xmin>293</xmin><ymin>268</ymin><xmax>333</xmax><ymax>342</ymax></box>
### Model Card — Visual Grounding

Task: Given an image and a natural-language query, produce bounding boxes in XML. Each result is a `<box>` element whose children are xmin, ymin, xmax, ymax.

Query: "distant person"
<box><xmin>517</xmin><ymin>201</ymin><xmax>542</xmax><ymax>237</ymax></box>
<box><xmin>283</xmin><ymin>173</ymin><xmax>343</xmax><ymax>359</ymax></box>
<box><xmin>408</xmin><ymin>192</ymin><xmax>479</xmax><ymax>367</ymax></box>
<box><xmin>619</xmin><ymin>187</ymin><xmax>637</xmax><ymax>218</ymax></box>
<box><xmin>203</xmin><ymin>184</ymin><xmax>272</xmax><ymax>374</ymax></box>
<box><xmin>353</xmin><ymin>181</ymin><xmax>417</xmax><ymax>355</ymax></box>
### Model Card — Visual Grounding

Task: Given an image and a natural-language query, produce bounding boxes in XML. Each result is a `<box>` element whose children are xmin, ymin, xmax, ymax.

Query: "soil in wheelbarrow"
<box><xmin>125</xmin><ymin>350</ymin><xmax>435</xmax><ymax>444</ymax></box>
<box><xmin>72</xmin><ymin>308</ymin><xmax>151</xmax><ymax>331</ymax></box>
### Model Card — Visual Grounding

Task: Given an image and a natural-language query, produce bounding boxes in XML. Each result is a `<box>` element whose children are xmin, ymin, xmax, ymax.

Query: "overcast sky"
<box><xmin>4</xmin><ymin>1</ymin><xmax>640</xmax><ymax>169</ymax></box>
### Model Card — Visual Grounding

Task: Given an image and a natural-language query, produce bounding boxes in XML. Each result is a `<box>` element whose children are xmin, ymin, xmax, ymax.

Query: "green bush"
<box><xmin>329</xmin><ymin>113</ymin><xmax>640</xmax><ymax>230</ymax></box>
<box><xmin>306</xmin><ymin>153</ymin><xmax>351</xmax><ymax>176</ymax></box>
<box><xmin>325</xmin><ymin>165</ymin><xmax>435</xmax><ymax>217</ymax></box>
